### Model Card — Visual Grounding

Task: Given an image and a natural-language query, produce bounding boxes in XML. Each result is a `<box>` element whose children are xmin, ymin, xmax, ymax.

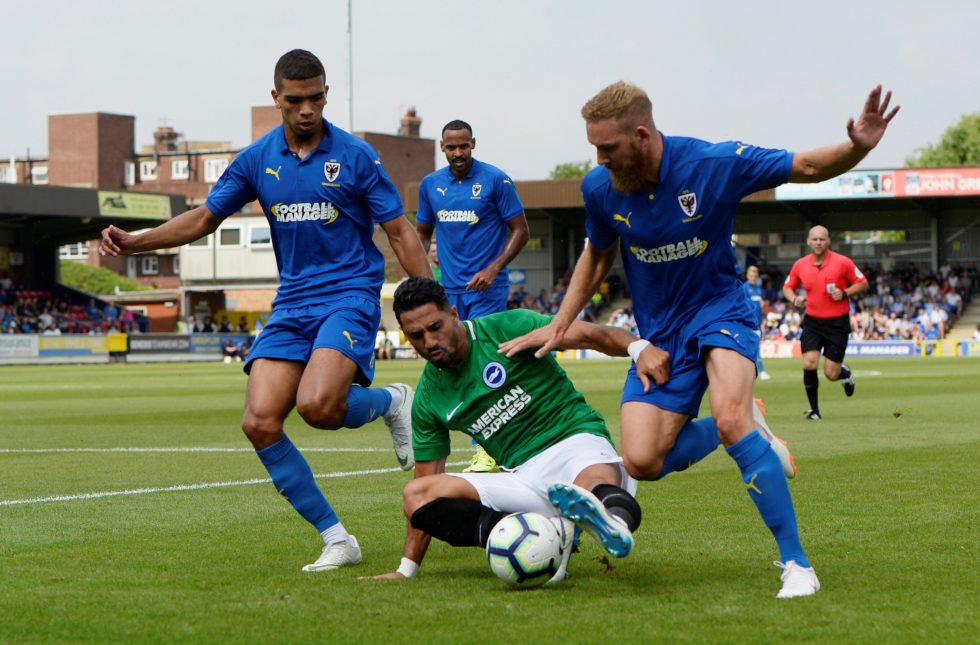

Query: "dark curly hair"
<box><xmin>393</xmin><ymin>277</ymin><xmax>451</xmax><ymax>321</ymax></box>
<box><xmin>274</xmin><ymin>49</ymin><xmax>325</xmax><ymax>90</ymax></box>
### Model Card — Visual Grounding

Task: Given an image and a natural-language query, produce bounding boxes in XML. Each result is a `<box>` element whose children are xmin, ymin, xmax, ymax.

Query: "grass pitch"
<box><xmin>1</xmin><ymin>358</ymin><xmax>978</xmax><ymax>643</ymax></box>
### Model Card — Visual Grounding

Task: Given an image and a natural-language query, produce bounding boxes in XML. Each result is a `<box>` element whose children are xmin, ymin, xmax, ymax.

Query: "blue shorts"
<box><xmin>243</xmin><ymin>296</ymin><xmax>380</xmax><ymax>386</ymax></box>
<box><xmin>446</xmin><ymin>286</ymin><xmax>508</xmax><ymax>320</ymax></box>
<box><xmin>622</xmin><ymin>320</ymin><xmax>759</xmax><ymax>417</ymax></box>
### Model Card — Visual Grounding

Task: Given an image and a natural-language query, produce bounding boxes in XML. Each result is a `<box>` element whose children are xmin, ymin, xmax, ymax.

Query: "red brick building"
<box><xmin>3</xmin><ymin>105</ymin><xmax>436</xmax><ymax>330</ymax></box>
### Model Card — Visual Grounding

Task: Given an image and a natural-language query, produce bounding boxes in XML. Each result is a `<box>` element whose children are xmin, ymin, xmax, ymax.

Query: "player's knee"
<box><xmin>714</xmin><ymin>409</ymin><xmax>748</xmax><ymax>445</ymax></box>
<box><xmin>241</xmin><ymin>413</ymin><xmax>283</xmax><ymax>448</ymax></box>
<box><xmin>623</xmin><ymin>454</ymin><xmax>663</xmax><ymax>481</ymax></box>
<box><xmin>403</xmin><ymin>478</ymin><xmax>436</xmax><ymax>516</ymax></box>
<box><xmin>296</xmin><ymin>396</ymin><xmax>346</xmax><ymax>429</ymax></box>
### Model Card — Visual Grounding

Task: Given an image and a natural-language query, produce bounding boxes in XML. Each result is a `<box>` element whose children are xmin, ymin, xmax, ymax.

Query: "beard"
<box><xmin>607</xmin><ymin>146</ymin><xmax>652</xmax><ymax>194</ymax></box>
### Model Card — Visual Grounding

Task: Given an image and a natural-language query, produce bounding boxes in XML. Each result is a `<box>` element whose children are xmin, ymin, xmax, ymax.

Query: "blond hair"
<box><xmin>581</xmin><ymin>81</ymin><xmax>654</xmax><ymax>129</ymax></box>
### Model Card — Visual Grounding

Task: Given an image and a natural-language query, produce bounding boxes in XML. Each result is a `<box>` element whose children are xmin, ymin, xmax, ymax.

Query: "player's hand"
<box><xmin>465</xmin><ymin>267</ymin><xmax>498</xmax><ymax>292</ymax></box>
<box><xmin>99</xmin><ymin>225</ymin><xmax>134</xmax><ymax>257</ymax></box>
<box><xmin>635</xmin><ymin>344</ymin><xmax>670</xmax><ymax>392</ymax></box>
<box><xmin>498</xmin><ymin>319</ymin><xmax>568</xmax><ymax>359</ymax></box>
<box><xmin>847</xmin><ymin>85</ymin><xmax>900</xmax><ymax>152</ymax></box>
<box><xmin>358</xmin><ymin>572</ymin><xmax>409</xmax><ymax>580</ymax></box>
<box><xmin>792</xmin><ymin>295</ymin><xmax>805</xmax><ymax>308</ymax></box>
<box><xmin>831</xmin><ymin>288</ymin><xmax>846</xmax><ymax>301</ymax></box>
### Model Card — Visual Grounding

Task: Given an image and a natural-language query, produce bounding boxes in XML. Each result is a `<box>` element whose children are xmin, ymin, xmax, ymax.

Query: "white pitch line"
<box><xmin>0</xmin><ymin>447</ymin><xmax>472</xmax><ymax>454</ymax></box>
<box><xmin>0</xmin><ymin>461</ymin><xmax>470</xmax><ymax>507</ymax></box>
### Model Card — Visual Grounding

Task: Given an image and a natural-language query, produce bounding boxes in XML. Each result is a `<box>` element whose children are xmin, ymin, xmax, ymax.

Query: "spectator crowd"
<box><xmin>506</xmin><ymin>262</ymin><xmax>976</xmax><ymax>344</ymax></box>
<box><xmin>1</xmin><ymin>283</ymin><xmax>144</xmax><ymax>335</ymax></box>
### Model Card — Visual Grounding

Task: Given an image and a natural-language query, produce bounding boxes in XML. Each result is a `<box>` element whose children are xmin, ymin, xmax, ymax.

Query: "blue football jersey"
<box><xmin>742</xmin><ymin>280</ymin><xmax>765</xmax><ymax>327</ymax></box>
<box><xmin>416</xmin><ymin>159</ymin><xmax>524</xmax><ymax>292</ymax></box>
<box><xmin>582</xmin><ymin>135</ymin><xmax>791</xmax><ymax>342</ymax></box>
<box><xmin>205</xmin><ymin>119</ymin><xmax>404</xmax><ymax>310</ymax></box>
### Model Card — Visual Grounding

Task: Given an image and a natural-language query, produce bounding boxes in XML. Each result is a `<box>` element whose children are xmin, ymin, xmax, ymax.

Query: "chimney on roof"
<box><xmin>399</xmin><ymin>106</ymin><xmax>422</xmax><ymax>138</ymax></box>
<box><xmin>154</xmin><ymin>126</ymin><xmax>180</xmax><ymax>153</ymax></box>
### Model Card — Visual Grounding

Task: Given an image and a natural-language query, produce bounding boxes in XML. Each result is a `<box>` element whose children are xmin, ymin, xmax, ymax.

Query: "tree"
<box><xmin>549</xmin><ymin>160</ymin><xmax>593</xmax><ymax>180</ymax></box>
<box><xmin>59</xmin><ymin>260</ymin><xmax>151</xmax><ymax>295</ymax></box>
<box><xmin>906</xmin><ymin>112</ymin><xmax>980</xmax><ymax>167</ymax></box>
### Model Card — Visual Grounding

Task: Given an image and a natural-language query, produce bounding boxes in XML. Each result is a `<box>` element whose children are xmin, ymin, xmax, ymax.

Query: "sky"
<box><xmin>2</xmin><ymin>0</ymin><xmax>978</xmax><ymax>180</ymax></box>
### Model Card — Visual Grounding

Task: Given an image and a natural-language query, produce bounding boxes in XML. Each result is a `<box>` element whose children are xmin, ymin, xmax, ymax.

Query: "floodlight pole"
<box><xmin>347</xmin><ymin>0</ymin><xmax>354</xmax><ymax>132</ymax></box>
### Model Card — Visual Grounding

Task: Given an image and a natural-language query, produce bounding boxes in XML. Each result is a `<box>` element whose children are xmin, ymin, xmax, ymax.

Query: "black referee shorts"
<box><xmin>800</xmin><ymin>314</ymin><xmax>850</xmax><ymax>363</ymax></box>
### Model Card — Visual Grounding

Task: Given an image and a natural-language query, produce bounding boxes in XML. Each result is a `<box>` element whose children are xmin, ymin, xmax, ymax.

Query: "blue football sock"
<box><xmin>727</xmin><ymin>431</ymin><xmax>809</xmax><ymax>567</ymax></box>
<box><xmin>256</xmin><ymin>435</ymin><xmax>339</xmax><ymax>533</ymax></box>
<box><xmin>659</xmin><ymin>417</ymin><xmax>720</xmax><ymax>479</ymax></box>
<box><xmin>342</xmin><ymin>384</ymin><xmax>392</xmax><ymax>428</ymax></box>
<box><xmin>755</xmin><ymin>356</ymin><xmax>766</xmax><ymax>373</ymax></box>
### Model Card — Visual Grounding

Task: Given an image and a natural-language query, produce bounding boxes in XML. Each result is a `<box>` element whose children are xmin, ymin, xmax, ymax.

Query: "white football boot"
<box><xmin>546</xmin><ymin>516</ymin><xmax>576</xmax><ymax>584</ymax></box>
<box><xmin>753</xmin><ymin>398</ymin><xmax>797</xmax><ymax>479</ymax></box>
<box><xmin>383</xmin><ymin>383</ymin><xmax>415</xmax><ymax>470</ymax></box>
<box><xmin>302</xmin><ymin>535</ymin><xmax>362</xmax><ymax>572</ymax></box>
<box><xmin>775</xmin><ymin>560</ymin><xmax>820</xmax><ymax>598</ymax></box>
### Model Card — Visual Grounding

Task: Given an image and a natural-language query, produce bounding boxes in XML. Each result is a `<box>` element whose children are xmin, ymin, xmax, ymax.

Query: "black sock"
<box><xmin>592</xmin><ymin>484</ymin><xmax>642</xmax><ymax>531</ymax></box>
<box><xmin>410</xmin><ymin>498</ymin><xmax>507</xmax><ymax>548</ymax></box>
<box><xmin>839</xmin><ymin>364</ymin><xmax>851</xmax><ymax>380</ymax></box>
<box><xmin>804</xmin><ymin>368</ymin><xmax>820</xmax><ymax>412</ymax></box>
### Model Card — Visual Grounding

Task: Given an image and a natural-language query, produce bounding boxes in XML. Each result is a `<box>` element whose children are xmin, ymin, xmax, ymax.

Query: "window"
<box><xmin>59</xmin><ymin>242</ymin><xmax>89</xmax><ymax>259</ymax></box>
<box><xmin>123</xmin><ymin>162</ymin><xmax>135</xmax><ymax>186</ymax></box>
<box><xmin>140</xmin><ymin>160</ymin><xmax>157</xmax><ymax>181</ymax></box>
<box><xmin>219</xmin><ymin>227</ymin><xmax>242</xmax><ymax>247</ymax></box>
<box><xmin>204</xmin><ymin>157</ymin><xmax>229</xmax><ymax>183</ymax></box>
<box><xmin>188</xmin><ymin>235</ymin><xmax>211</xmax><ymax>248</ymax></box>
<box><xmin>30</xmin><ymin>166</ymin><xmax>48</xmax><ymax>185</ymax></box>
<box><xmin>171</xmin><ymin>159</ymin><xmax>190</xmax><ymax>180</ymax></box>
<box><xmin>0</xmin><ymin>165</ymin><xmax>16</xmax><ymax>184</ymax></box>
<box><xmin>249</xmin><ymin>225</ymin><xmax>272</xmax><ymax>247</ymax></box>
<box><xmin>142</xmin><ymin>256</ymin><xmax>159</xmax><ymax>275</ymax></box>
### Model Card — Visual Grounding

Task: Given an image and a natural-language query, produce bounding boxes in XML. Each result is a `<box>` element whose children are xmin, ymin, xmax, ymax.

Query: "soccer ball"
<box><xmin>486</xmin><ymin>512</ymin><xmax>562</xmax><ymax>588</ymax></box>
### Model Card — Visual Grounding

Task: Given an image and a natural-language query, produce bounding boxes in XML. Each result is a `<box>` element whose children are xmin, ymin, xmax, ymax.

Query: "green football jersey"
<box><xmin>412</xmin><ymin>309</ymin><xmax>611</xmax><ymax>469</ymax></box>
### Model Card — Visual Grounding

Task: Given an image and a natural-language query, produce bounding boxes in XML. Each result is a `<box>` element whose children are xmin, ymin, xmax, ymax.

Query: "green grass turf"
<box><xmin>1</xmin><ymin>358</ymin><xmax>978</xmax><ymax>643</ymax></box>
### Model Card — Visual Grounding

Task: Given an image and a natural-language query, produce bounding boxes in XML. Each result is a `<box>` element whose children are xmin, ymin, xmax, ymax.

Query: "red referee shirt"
<box><xmin>784</xmin><ymin>250</ymin><xmax>866</xmax><ymax>319</ymax></box>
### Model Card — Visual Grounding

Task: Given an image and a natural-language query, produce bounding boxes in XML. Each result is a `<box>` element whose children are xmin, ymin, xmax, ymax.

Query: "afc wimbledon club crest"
<box><xmin>324</xmin><ymin>162</ymin><xmax>341</xmax><ymax>183</ymax></box>
<box><xmin>677</xmin><ymin>190</ymin><xmax>698</xmax><ymax>218</ymax></box>
<box><xmin>471</xmin><ymin>183</ymin><xmax>482</xmax><ymax>198</ymax></box>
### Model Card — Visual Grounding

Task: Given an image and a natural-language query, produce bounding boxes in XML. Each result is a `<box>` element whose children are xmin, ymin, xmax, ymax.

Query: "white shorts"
<box><xmin>448</xmin><ymin>433</ymin><xmax>637</xmax><ymax>516</ymax></box>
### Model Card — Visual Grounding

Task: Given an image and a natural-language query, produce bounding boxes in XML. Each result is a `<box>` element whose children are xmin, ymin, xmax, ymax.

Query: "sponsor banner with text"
<box><xmin>895</xmin><ymin>168</ymin><xmax>980</xmax><ymax>197</ymax></box>
<box><xmin>38</xmin><ymin>335</ymin><xmax>109</xmax><ymax>356</ymax></box>
<box><xmin>0</xmin><ymin>335</ymin><xmax>39</xmax><ymax>358</ymax></box>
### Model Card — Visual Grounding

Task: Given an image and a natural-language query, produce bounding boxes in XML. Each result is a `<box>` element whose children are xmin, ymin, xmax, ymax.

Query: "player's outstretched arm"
<box><xmin>99</xmin><ymin>205</ymin><xmax>222</xmax><ymax>257</ymax></box>
<box><xmin>360</xmin><ymin>458</ymin><xmax>445</xmax><ymax>581</ymax></box>
<box><xmin>559</xmin><ymin>320</ymin><xmax>670</xmax><ymax>390</ymax></box>
<box><xmin>382</xmin><ymin>215</ymin><xmax>433</xmax><ymax>279</ymax></box>
<box><xmin>498</xmin><ymin>241</ymin><xmax>616</xmax><ymax>359</ymax></box>
<box><xmin>790</xmin><ymin>85</ymin><xmax>900</xmax><ymax>184</ymax></box>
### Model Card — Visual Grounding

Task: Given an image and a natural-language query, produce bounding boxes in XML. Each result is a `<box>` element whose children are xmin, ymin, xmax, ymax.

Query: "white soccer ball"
<box><xmin>486</xmin><ymin>512</ymin><xmax>561</xmax><ymax>588</ymax></box>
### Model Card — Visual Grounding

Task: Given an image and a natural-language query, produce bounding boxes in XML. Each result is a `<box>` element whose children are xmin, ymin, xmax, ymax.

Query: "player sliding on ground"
<box><xmin>363</xmin><ymin>277</ymin><xmax>652</xmax><ymax>582</ymax></box>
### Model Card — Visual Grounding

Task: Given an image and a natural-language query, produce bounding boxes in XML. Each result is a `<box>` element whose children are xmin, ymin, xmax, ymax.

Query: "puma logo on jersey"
<box><xmin>613</xmin><ymin>212</ymin><xmax>633</xmax><ymax>228</ymax></box>
<box><xmin>342</xmin><ymin>331</ymin><xmax>357</xmax><ymax>348</ymax></box>
<box><xmin>735</xmin><ymin>144</ymin><xmax>748</xmax><ymax>155</ymax></box>
<box><xmin>436</xmin><ymin>187</ymin><xmax>448</xmax><ymax>196</ymax></box>
<box><xmin>265</xmin><ymin>166</ymin><xmax>282</xmax><ymax>181</ymax></box>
